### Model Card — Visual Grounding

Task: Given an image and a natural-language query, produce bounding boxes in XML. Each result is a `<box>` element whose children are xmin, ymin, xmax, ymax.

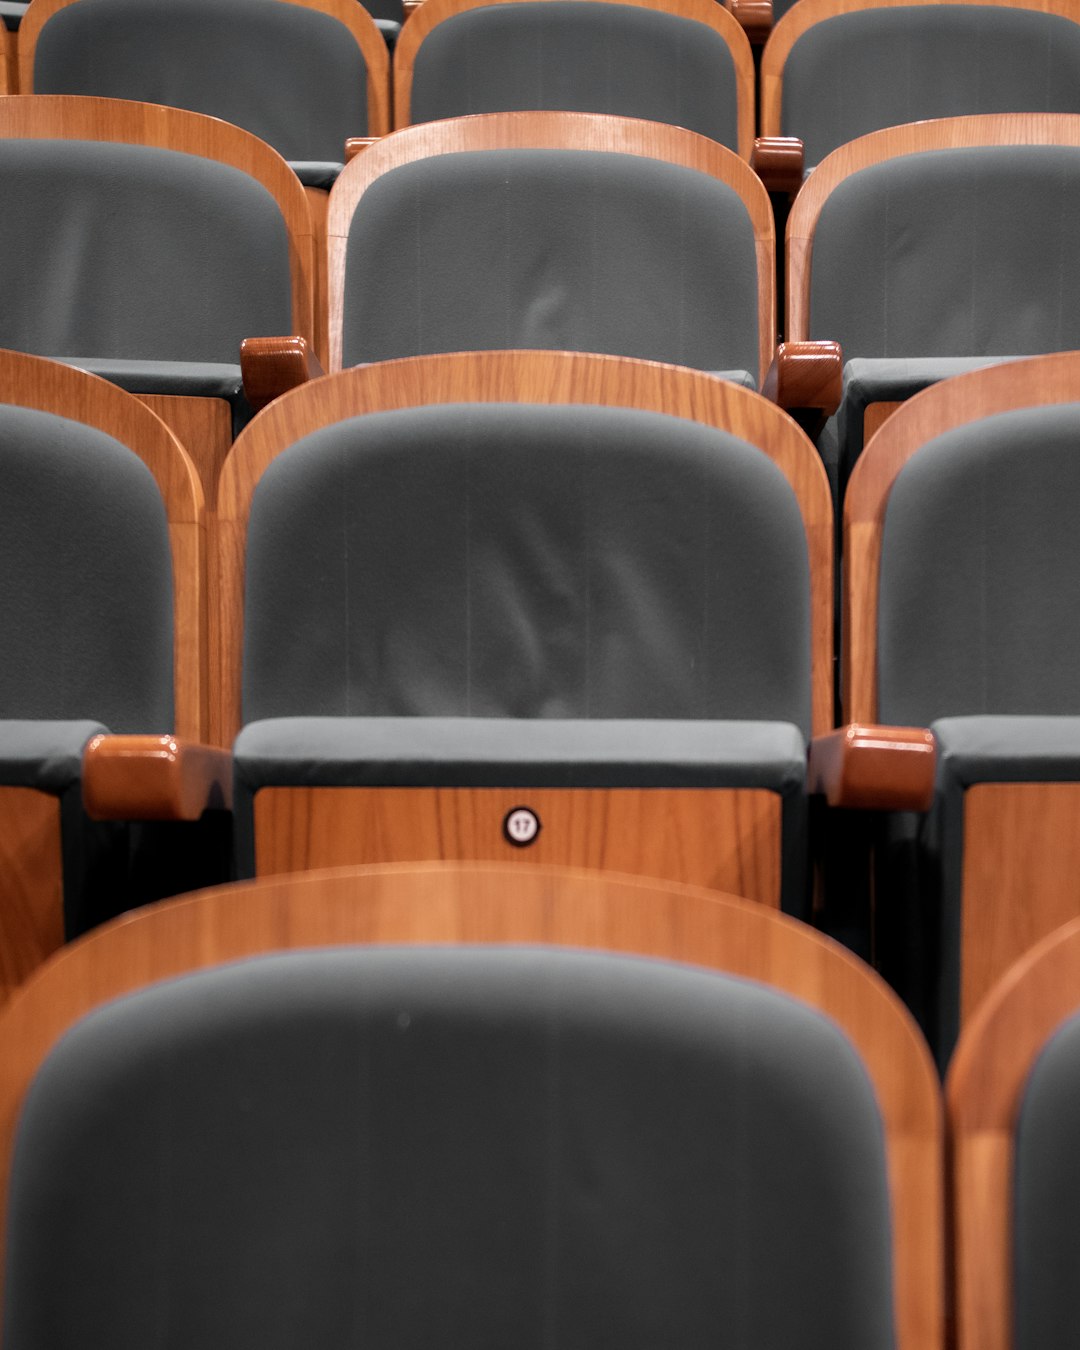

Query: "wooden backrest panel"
<box><xmin>214</xmin><ymin>350</ymin><xmax>831</xmax><ymax>744</ymax></box>
<box><xmin>0</xmin><ymin>349</ymin><xmax>207</xmax><ymax>738</ymax></box>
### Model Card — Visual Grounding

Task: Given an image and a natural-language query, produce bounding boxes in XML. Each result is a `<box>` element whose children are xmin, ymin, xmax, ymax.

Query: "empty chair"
<box><xmin>839</xmin><ymin>350</ymin><xmax>1080</xmax><ymax>1062</ymax></box>
<box><xmin>786</xmin><ymin>114</ymin><xmax>1080</xmax><ymax>494</ymax></box>
<box><xmin>394</xmin><ymin>0</ymin><xmax>754</xmax><ymax>156</ymax></box>
<box><xmin>0</xmin><ymin>350</ymin><xmax>230</xmax><ymax>1005</ymax></box>
<box><xmin>0</xmin><ymin>94</ymin><xmax>315</xmax><ymax>500</ymax></box>
<box><xmin>0</xmin><ymin>862</ymin><xmax>943</xmax><ymax>1350</ymax></box>
<box><xmin>762</xmin><ymin>0</ymin><xmax>1080</xmax><ymax>172</ymax></box>
<box><xmin>215</xmin><ymin>350</ymin><xmax>832</xmax><ymax>912</ymax></box>
<box><xmin>326</xmin><ymin>111</ymin><xmax>775</xmax><ymax>387</ymax></box>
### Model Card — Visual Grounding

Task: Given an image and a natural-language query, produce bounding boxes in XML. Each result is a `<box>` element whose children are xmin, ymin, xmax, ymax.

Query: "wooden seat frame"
<box><xmin>326</xmin><ymin>110</ymin><xmax>776</xmax><ymax>383</ymax></box>
<box><xmin>392</xmin><ymin>0</ymin><xmax>755</xmax><ymax>158</ymax></box>
<box><xmin>845</xmin><ymin>349</ymin><xmax>1080</xmax><ymax>1026</ymax></box>
<box><xmin>0</xmin><ymin>861</ymin><xmax>943</xmax><ymax>1350</ymax></box>
<box><xmin>215</xmin><ymin>349</ymin><xmax>832</xmax><ymax>902</ymax></box>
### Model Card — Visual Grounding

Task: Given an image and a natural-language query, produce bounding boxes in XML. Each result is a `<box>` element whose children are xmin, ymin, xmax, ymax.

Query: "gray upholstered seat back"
<box><xmin>0</xmin><ymin>139</ymin><xmax>293</xmax><ymax>363</ymax></box>
<box><xmin>409</xmin><ymin>2</ymin><xmax>740</xmax><ymax>147</ymax></box>
<box><xmin>242</xmin><ymin>403</ymin><xmax>812</xmax><ymax>733</ymax></box>
<box><xmin>809</xmin><ymin>146</ymin><xmax>1080</xmax><ymax>359</ymax></box>
<box><xmin>782</xmin><ymin>8</ymin><xmax>1080</xmax><ymax>167</ymax></box>
<box><xmin>876</xmin><ymin>403</ymin><xmax>1080</xmax><ymax>725</ymax></box>
<box><xmin>3</xmin><ymin>945</ymin><xmax>896</xmax><ymax>1350</ymax></box>
<box><xmin>33</xmin><ymin>0</ymin><xmax>371</xmax><ymax>156</ymax></box>
<box><xmin>1013</xmin><ymin>1008</ymin><xmax>1080</xmax><ymax>1350</ymax></box>
<box><xmin>0</xmin><ymin>404</ymin><xmax>174</xmax><ymax>731</ymax></box>
<box><xmin>341</xmin><ymin>148</ymin><xmax>760</xmax><ymax>376</ymax></box>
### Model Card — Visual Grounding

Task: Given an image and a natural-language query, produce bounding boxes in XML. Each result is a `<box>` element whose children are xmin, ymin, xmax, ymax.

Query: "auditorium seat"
<box><xmin>0</xmin><ymin>94</ymin><xmax>315</xmax><ymax>501</ymax></box>
<box><xmin>0</xmin><ymin>350</ymin><xmax>229</xmax><ymax>1006</ymax></box>
<box><xmin>215</xmin><ymin>350</ymin><xmax>833</xmax><ymax>913</ymax></box>
<box><xmin>0</xmin><ymin>863</ymin><xmax>943</xmax><ymax>1350</ymax></box>
<box><xmin>393</xmin><ymin>0</ymin><xmax>754</xmax><ymax>156</ymax></box>
<box><xmin>761</xmin><ymin>0</ymin><xmax>1080</xmax><ymax>173</ymax></box>
<box><xmin>786</xmin><ymin>114</ymin><xmax>1080</xmax><ymax>497</ymax></box>
<box><xmin>839</xmin><ymin>350</ymin><xmax>1080</xmax><ymax>1061</ymax></box>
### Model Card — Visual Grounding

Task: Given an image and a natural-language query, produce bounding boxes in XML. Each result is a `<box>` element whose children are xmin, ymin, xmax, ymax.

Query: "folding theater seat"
<box><xmin>0</xmin><ymin>95</ymin><xmax>315</xmax><ymax>502</ymax></box>
<box><xmin>0</xmin><ymin>863</ymin><xmax>943</xmax><ymax>1350</ymax></box>
<box><xmin>761</xmin><ymin>0</ymin><xmax>1080</xmax><ymax>176</ymax></box>
<box><xmin>393</xmin><ymin>0</ymin><xmax>754</xmax><ymax>158</ymax></box>
<box><xmin>0</xmin><ymin>350</ymin><xmax>229</xmax><ymax>1005</ymax></box>
<box><xmin>786</xmin><ymin>114</ymin><xmax>1080</xmax><ymax>497</ymax></box>
<box><xmin>216</xmin><ymin>350</ymin><xmax>834</xmax><ymax>913</ymax></box>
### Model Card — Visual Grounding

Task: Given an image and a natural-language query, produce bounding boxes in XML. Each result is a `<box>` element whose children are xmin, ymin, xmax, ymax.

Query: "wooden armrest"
<box><xmin>762</xmin><ymin>340</ymin><xmax>843</xmax><ymax>417</ymax></box>
<box><xmin>402</xmin><ymin>0</ymin><xmax>423</xmax><ymax>12</ymax></box>
<box><xmin>345</xmin><ymin>137</ymin><xmax>381</xmax><ymax>163</ymax></box>
<box><xmin>808</xmin><ymin>724</ymin><xmax>936</xmax><ymax>811</ymax></box>
<box><xmin>240</xmin><ymin>335</ymin><xmax>326</xmax><ymax>412</ymax></box>
<box><xmin>751</xmin><ymin>137</ymin><xmax>804</xmax><ymax>196</ymax></box>
<box><xmin>83</xmin><ymin>735</ymin><xmax>233</xmax><ymax>821</ymax></box>
<box><xmin>729</xmin><ymin>0</ymin><xmax>772</xmax><ymax>42</ymax></box>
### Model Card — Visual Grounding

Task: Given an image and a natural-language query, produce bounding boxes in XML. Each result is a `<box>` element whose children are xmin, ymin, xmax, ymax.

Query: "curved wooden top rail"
<box><xmin>842</xmin><ymin>350</ymin><xmax>1080</xmax><ymax>722</ymax></box>
<box><xmin>787</xmin><ymin>112</ymin><xmax>1080</xmax><ymax>339</ymax></box>
<box><xmin>19</xmin><ymin>0</ymin><xmax>390</xmax><ymax>138</ymax></box>
<box><xmin>948</xmin><ymin>917</ymin><xmax>1080</xmax><ymax>1350</ymax></box>
<box><xmin>214</xmin><ymin>349</ymin><xmax>831</xmax><ymax>744</ymax></box>
<box><xmin>0</xmin><ymin>861</ymin><xmax>943</xmax><ymax>1350</ymax></box>
<box><xmin>0</xmin><ymin>348</ymin><xmax>208</xmax><ymax>739</ymax></box>
<box><xmin>393</xmin><ymin>0</ymin><xmax>754</xmax><ymax>157</ymax></box>
<box><xmin>0</xmin><ymin>94</ymin><xmax>315</xmax><ymax>346</ymax></box>
<box><xmin>326</xmin><ymin>110</ymin><xmax>775</xmax><ymax>382</ymax></box>
<box><xmin>761</xmin><ymin>0</ymin><xmax>1080</xmax><ymax>139</ymax></box>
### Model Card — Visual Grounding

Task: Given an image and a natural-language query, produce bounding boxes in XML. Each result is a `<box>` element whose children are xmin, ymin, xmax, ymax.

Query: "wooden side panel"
<box><xmin>254</xmin><ymin>786</ymin><xmax>784</xmax><ymax>905</ymax></box>
<box><xmin>303</xmin><ymin>185</ymin><xmax>330</xmax><ymax>367</ymax></box>
<box><xmin>862</xmin><ymin>400</ymin><xmax>902</xmax><ymax>444</ymax></box>
<box><xmin>961</xmin><ymin>781</ymin><xmax>1080</xmax><ymax>1022</ymax></box>
<box><xmin>0</xmin><ymin>789</ymin><xmax>64</xmax><ymax>1005</ymax></box>
<box><xmin>137</xmin><ymin>394</ymin><xmax>232</xmax><ymax>512</ymax></box>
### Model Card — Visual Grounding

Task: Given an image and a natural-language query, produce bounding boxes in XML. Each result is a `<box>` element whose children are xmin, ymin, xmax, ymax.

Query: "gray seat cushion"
<box><xmin>0</xmin><ymin>720</ymin><xmax>107</xmax><ymax>793</ymax></box>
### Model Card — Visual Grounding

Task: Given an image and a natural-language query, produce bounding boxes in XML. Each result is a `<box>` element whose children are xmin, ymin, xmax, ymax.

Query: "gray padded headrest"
<box><xmin>34</xmin><ymin>0</ymin><xmax>371</xmax><ymax>156</ymax></box>
<box><xmin>242</xmin><ymin>402</ymin><xmax>812</xmax><ymax>734</ymax></box>
<box><xmin>410</xmin><ymin>1</ymin><xmax>740</xmax><ymax>147</ymax></box>
<box><xmin>809</xmin><ymin>146</ymin><xmax>1080</xmax><ymax>359</ymax></box>
<box><xmin>3</xmin><ymin>945</ymin><xmax>895</xmax><ymax>1350</ymax></box>
<box><xmin>341</xmin><ymin>148</ymin><xmax>760</xmax><ymax>375</ymax></box>
<box><xmin>782</xmin><ymin>7</ymin><xmax>1080</xmax><ymax>167</ymax></box>
<box><xmin>877</xmin><ymin>402</ymin><xmax>1080</xmax><ymax>725</ymax></box>
<box><xmin>0</xmin><ymin>404</ymin><xmax>174</xmax><ymax>730</ymax></box>
<box><xmin>0</xmin><ymin>139</ymin><xmax>293</xmax><ymax>363</ymax></box>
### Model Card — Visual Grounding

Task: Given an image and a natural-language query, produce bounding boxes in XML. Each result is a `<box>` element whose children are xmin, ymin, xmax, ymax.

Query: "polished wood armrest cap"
<box><xmin>345</xmin><ymin>137</ymin><xmax>381</xmax><ymax>163</ymax></box>
<box><xmin>762</xmin><ymin>340</ymin><xmax>843</xmax><ymax>417</ymax></box>
<box><xmin>808</xmin><ymin>724</ymin><xmax>936</xmax><ymax>811</ymax></box>
<box><xmin>751</xmin><ymin>136</ymin><xmax>804</xmax><ymax>196</ymax></box>
<box><xmin>730</xmin><ymin>0</ymin><xmax>772</xmax><ymax>43</ymax></box>
<box><xmin>240</xmin><ymin>335</ymin><xmax>326</xmax><ymax>412</ymax></box>
<box><xmin>402</xmin><ymin>0</ymin><xmax>423</xmax><ymax>12</ymax></box>
<box><xmin>83</xmin><ymin>735</ymin><xmax>233</xmax><ymax>821</ymax></box>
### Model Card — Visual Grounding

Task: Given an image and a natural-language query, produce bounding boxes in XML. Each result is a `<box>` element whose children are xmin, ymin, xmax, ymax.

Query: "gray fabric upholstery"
<box><xmin>0</xmin><ymin>1</ymin><xmax>26</xmax><ymax>28</ymax></box>
<box><xmin>0</xmin><ymin>139</ymin><xmax>293</xmax><ymax>364</ymax></box>
<box><xmin>33</xmin><ymin>0</ymin><xmax>370</xmax><ymax>156</ymax></box>
<box><xmin>3</xmin><ymin>946</ymin><xmax>896</xmax><ymax>1350</ymax></box>
<box><xmin>0</xmin><ymin>720</ymin><xmax>107</xmax><ymax>792</ymax></box>
<box><xmin>409</xmin><ymin>1</ymin><xmax>741</xmax><ymax>148</ymax></box>
<box><xmin>341</xmin><ymin>149</ymin><xmax>760</xmax><ymax>375</ymax></box>
<box><xmin>782</xmin><ymin>7</ymin><xmax>1080</xmax><ymax>168</ymax></box>
<box><xmin>1014</xmin><ymin>1008</ymin><xmax>1080</xmax><ymax>1350</ymax></box>
<box><xmin>290</xmin><ymin>161</ymin><xmax>343</xmax><ymax>189</ymax></box>
<box><xmin>66</xmin><ymin>358</ymin><xmax>254</xmax><ymax>435</ymax></box>
<box><xmin>0</xmin><ymin>403</ymin><xmax>174</xmax><ymax>731</ymax></box>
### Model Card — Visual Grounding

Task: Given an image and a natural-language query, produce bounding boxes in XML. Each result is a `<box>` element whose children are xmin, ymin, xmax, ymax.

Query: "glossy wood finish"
<box><xmin>137</xmin><ymin>393</ymin><xmax>231</xmax><ymax>509</ymax></box>
<box><xmin>254</xmin><ymin>786</ymin><xmax>783</xmax><ymax>903</ymax></box>
<box><xmin>808</xmin><ymin>723</ymin><xmax>936</xmax><ymax>810</ymax></box>
<box><xmin>240</xmin><ymin>334</ymin><xmax>326</xmax><ymax>410</ymax></box>
<box><xmin>18</xmin><ymin>0</ymin><xmax>391</xmax><ymax>137</ymax></box>
<box><xmin>729</xmin><ymin>0</ymin><xmax>772</xmax><ymax>42</ymax></box>
<box><xmin>762</xmin><ymin>0</ymin><xmax>1080</xmax><ymax>142</ymax></box>
<box><xmin>948</xmin><ymin>917</ymin><xmax>1080</xmax><ymax>1350</ymax></box>
<box><xmin>325</xmin><ymin>112</ymin><xmax>776</xmax><ymax>383</ymax></box>
<box><xmin>787</xmin><ymin>115</ymin><xmax>1080</xmax><ymax>342</ymax></box>
<box><xmin>762</xmin><ymin>338</ymin><xmax>842</xmax><ymax>414</ymax></box>
<box><xmin>0</xmin><ymin>862</ymin><xmax>943</xmax><ymax>1350</ymax></box>
<box><xmin>863</xmin><ymin>400</ymin><xmax>903</xmax><ymax>443</ymax></box>
<box><xmin>751</xmin><ymin>134</ymin><xmax>804</xmax><ymax>193</ymax></box>
<box><xmin>0</xmin><ymin>349</ymin><xmax>208</xmax><ymax>740</ymax></box>
<box><xmin>0</xmin><ymin>789</ymin><xmax>63</xmax><ymax>1008</ymax></box>
<box><xmin>392</xmin><ymin>0</ymin><xmax>755</xmax><ymax>157</ymax></box>
<box><xmin>216</xmin><ymin>350</ymin><xmax>832</xmax><ymax>747</ymax></box>
<box><xmin>83</xmin><ymin>735</ymin><xmax>233</xmax><ymax>821</ymax></box>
